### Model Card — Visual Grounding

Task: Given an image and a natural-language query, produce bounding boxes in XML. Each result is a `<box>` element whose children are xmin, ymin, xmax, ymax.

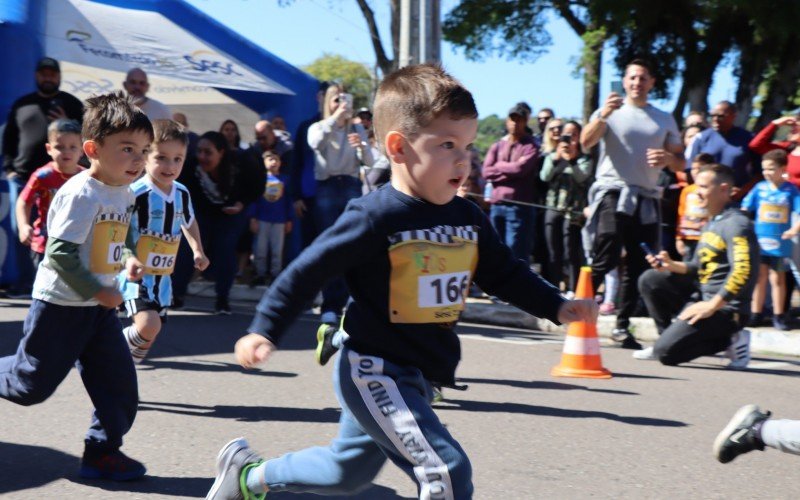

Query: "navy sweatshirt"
<box><xmin>249</xmin><ymin>184</ymin><xmax>566</xmax><ymax>384</ymax></box>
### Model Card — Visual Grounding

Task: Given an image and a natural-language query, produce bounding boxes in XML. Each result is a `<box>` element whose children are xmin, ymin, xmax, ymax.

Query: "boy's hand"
<box><xmin>249</xmin><ymin>219</ymin><xmax>259</xmax><ymax>234</ymax></box>
<box><xmin>347</xmin><ymin>133</ymin><xmax>362</xmax><ymax>149</ymax></box>
<box><xmin>646</xmin><ymin>250</ymin><xmax>672</xmax><ymax>272</ymax></box>
<box><xmin>18</xmin><ymin>224</ymin><xmax>33</xmax><ymax>245</ymax></box>
<box><xmin>285</xmin><ymin>221</ymin><xmax>293</xmax><ymax>234</ymax></box>
<box><xmin>235</xmin><ymin>333</ymin><xmax>276</xmax><ymax>369</ymax></box>
<box><xmin>125</xmin><ymin>257</ymin><xmax>145</xmax><ymax>281</ymax></box>
<box><xmin>773</xmin><ymin>116</ymin><xmax>797</xmax><ymax>127</ymax></box>
<box><xmin>782</xmin><ymin>229</ymin><xmax>798</xmax><ymax>240</ymax></box>
<box><xmin>194</xmin><ymin>252</ymin><xmax>210</xmax><ymax>271</ymax></box>
<box><xmin>94</xmin><ymin>287</ymin><xmax>123</xmax><ymax>309</ymax></box>
<box><xmin>557</xmin><ymin>299</ymin><xmax>598</xmax><ymax>325</ymax></box>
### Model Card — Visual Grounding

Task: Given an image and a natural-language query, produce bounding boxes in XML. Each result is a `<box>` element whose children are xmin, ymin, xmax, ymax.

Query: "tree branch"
<box><xmin>355</xmin><ymin>0</ymin><xmax>395</xmax><ymax>75</ymax></box>
<box><xmin>551</xmin><ymin>0</ymin><xmax>586</xmax><ymax>36</ymax></box>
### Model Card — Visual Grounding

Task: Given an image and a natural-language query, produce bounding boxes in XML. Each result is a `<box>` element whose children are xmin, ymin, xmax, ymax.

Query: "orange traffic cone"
<box><xmin>551</xmin><ymin>266</ymin><xmax>612</xmax><ymax>379</ymax></box>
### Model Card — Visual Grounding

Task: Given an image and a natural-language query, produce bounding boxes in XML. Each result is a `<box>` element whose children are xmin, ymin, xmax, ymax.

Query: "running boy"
<box><xmin>741</xmin><ymin>149</ymin><xmax>800</xmax><ymax>330</ymax></box>
<box><xmin>675</xmin><ymin>152</ymin><xmax>713</xmax><ymax>261</ymax></box>
<box><xmin>121</xmin><ymin>119</ymin><xmax>209</xmax><ymax>363</ymax></box>
<box><xmin>206</xmin><ymin>64</ymin><xmax>597</xmax><ymax>499</ymax></box>
<box><xmin>16</xmin><ymin>119</ymin><xmax>85</xmax><ymax>267</ymax></box>
<box><xmin>0</xmin><ymin>91</ymin><xmax>151</xmax><ymax>480</ymax></box>
<box><xmin>247</xmin><ymin>150</ymin><xmax>292</xmax><ymax>287</ymax></box>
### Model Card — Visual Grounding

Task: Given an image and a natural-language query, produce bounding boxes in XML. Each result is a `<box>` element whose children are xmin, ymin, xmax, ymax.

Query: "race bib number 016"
<box><xmin>136</xmin><ymin>230</ymin><xmax>181</xmax><ymax>276</ymax></box>
<box><xmin>388</xmin><ymin>230</ymin><xmax>477</xmax><ymax>324</ymax></box>
<box><xmin>90</xmin><ymin>214</ymin><xmax>129</xmax><ymax>274</ymax></box>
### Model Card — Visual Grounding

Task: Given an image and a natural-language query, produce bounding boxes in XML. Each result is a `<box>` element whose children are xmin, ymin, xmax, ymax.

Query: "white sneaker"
<box><xmin>726</xmin><ymin>329</ymin><xmax>751</xmax><ymax>370</ymax></box>
<box><xmin>632</xmin><ymin>346</ymin><xmax>656</xmax><ymax>360</ymax></box>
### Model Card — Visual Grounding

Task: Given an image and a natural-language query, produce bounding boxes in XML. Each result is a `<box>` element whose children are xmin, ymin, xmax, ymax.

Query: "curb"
<box><xmin>191</xmin><ymin>283</ymin><xmax>800</xmax><ymax>357</ymax></box>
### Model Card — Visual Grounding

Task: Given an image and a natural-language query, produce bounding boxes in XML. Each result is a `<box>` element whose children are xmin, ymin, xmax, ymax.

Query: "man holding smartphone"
<box><xmin>580</xmin><ymin>58</ymin><xmax>685</xmax><ymax>349</ymax></box>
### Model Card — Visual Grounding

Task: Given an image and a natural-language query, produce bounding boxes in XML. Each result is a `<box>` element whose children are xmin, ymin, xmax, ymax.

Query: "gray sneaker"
<box><xmin>206</xmin><ymin>438</ymin><xmax>266</xmax><ymax>500</ymax></box>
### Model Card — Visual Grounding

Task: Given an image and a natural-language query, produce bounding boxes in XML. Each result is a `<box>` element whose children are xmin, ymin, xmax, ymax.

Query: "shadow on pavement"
<box><xmin>138</xmin><ymin>358</ymin><xmax>298</xmax><ymax>378</ymax></box>
<box><xmin>609</xmin><ymin>371</ymin><xmax>686</xmax><ymax>380</ymax></box>
<box><xmin>457</xmin><ymin>377</ymin><xmax>639</xmax><ymax>395</ymax></box>
<box><xmin>139</xmin><ymin>400</ymin><xmax>342</xmax><ymax>423</ymax></box>
<box><xmin>268</xmin><ymin>485</ymin><xmax>414</xmax><ymax>499</ymax></box>
<box><xmin>70</xmin><ymin>473</ymin><xmax>210</xmax><ymax>497</ymax></box>
<box><xmin>437</xmin><ymin>399</ymin><xmax>687</xmax><ymax>427</ymax></box>
<box><xmin>0</xmin><ymin>441</ymin><xmax>76</xmax><ymax>493</ymax></box>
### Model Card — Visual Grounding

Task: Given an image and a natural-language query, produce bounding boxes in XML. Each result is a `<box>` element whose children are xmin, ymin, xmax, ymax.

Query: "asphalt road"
<box><xmin>1</xmin><ymin>296</ymin><xmax>799</xmax><ymax>499</ymax></box>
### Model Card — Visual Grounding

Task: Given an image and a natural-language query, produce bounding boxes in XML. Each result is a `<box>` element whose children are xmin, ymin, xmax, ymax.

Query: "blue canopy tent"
<box><xmin>0</xmin><ymin>0</ymin><xmax>319</xmax><ymax>285</ymax></box>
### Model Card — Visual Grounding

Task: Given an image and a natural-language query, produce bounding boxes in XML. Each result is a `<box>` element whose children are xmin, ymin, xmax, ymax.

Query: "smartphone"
<box><xmin>639</xmin><ymin>242</ymin><xmax>664</xmax><ymax>266</ymax></box>
<box><xmin>559</xmin><ymin>134</ymin><xmax>572</xmax><ymax>144</ymax></box>
<box><xmin>340</xmin><ymin>93</ymin><xmax>353</xmax><ymax>111</ymax></box>
<box><xmin>49</xmin><ymin>98</ymin><xmax>63</xmax><ymax>113</ymax></box>
<box><xmin>610</xmin><ymin>80</ymin><xmax>624</xmax><ymax>95</ymax></box>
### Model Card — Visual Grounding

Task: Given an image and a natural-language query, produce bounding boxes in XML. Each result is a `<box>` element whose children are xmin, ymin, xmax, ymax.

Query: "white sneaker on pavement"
<box><xmin>632</xmin><ymin>346</ymin><xmax>656</xmax><ymax>360</ymax></box>
<box><xmin>725</xmin><ymin>329</ymin><xmax>751</xmax><ymax>370</ymax></box>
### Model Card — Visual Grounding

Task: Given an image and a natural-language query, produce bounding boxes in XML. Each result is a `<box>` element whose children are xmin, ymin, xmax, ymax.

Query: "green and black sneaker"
<box><xmin>315</xmin><ymin>324</ymin><xmax>339</xmax><ymax>366</ymax></box>
<box><xmin>206</xmin><ymin>437</ymin><xmax>266</xmax><ymax>500</ymax></box>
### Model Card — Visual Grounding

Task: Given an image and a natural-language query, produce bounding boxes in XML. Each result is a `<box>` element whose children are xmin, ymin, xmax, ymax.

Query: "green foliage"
<box><xmin>443</xmin><ymin>0</ymin><xmax>552</xmax><ymax>62</ymax></box>
<box><xmin>474</xmin><ymin>114</ymin><xmax>508</xmax><ymax>156</ymax></box>
<box><xmin>302</xmin><ymin>53</ymin><xmax>376</xmax><ymax>109</ymax></box>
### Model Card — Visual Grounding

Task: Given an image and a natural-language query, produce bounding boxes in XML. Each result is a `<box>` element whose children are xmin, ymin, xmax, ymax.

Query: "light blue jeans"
<box><xmin>256</xmin><ymin>347</ymin><xmax>473</xmax><ymax>498</ymax></box>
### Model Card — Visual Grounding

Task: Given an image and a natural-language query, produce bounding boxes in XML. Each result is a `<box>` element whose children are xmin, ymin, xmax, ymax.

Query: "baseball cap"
<box><xmin>36</xmin><ymin>57</ymin><xmax>60</xmax><ymax>72</ymax></box>
<box><xmin>356</xmin><ymin>107</ymin><xmax>372</xmax><ymax>117</ymax></box>
<box><xmin>508</xmin><ymin>103</ymin><xmax>529</xmax><ymax>118</ymax></box>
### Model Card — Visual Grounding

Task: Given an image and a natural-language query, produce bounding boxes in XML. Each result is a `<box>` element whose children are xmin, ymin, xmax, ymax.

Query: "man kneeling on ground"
<box><xmin>634</xmin><ymin>163</ymin><xmax>757</xmax><ymax>367</ymax></box>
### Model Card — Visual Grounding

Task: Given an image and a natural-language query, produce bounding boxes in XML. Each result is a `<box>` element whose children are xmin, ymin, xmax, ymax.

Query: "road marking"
<box><xmin>458</xmin><ymin>333</ymin><xmax>562</xmax><ymax>346</ymax></box>
<box><xmin>747</xmin><ymin>361</ymin><xmax>798</xmax><ymax>369</ymax></box>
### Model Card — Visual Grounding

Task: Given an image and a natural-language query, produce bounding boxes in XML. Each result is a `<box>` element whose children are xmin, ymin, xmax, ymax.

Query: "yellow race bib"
<box><xmin>136</xmin><ymin>229</ymin><xmax>181</xmax><ymax>275</ymax></box>
<box><xmin>759</xmin><ymin>202</ymin><xmax>789</xmax><ymax>224</ymax></box>
<box><xmin>89</xmin><ymin>213</ymin><xmax>130</xmax><ymax>274</ymax></box>
<box><xmin>388</xmin><ymin>226</ymin><xmax>478</xmax><ymax>324</ymax></box>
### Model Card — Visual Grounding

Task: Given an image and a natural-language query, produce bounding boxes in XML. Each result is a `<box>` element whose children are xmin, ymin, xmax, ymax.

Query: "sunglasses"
<box><xmin>710</xmin><ymin>114</ymin><xmax>727</xmax><ymax>119</ymax></box>
<box><xmin>549</xmin><ymin>126</ymin><xmax>563</xmax><ymax>133</ymax></box>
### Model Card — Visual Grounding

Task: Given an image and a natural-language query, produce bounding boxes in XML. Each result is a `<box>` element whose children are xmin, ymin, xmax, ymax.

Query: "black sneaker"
<box><xmin>315</xmin><ymin>324</ymin><xmax>339</xmax><ymax>366</ymax></box>
<box><xmin>171</xmin><ymin>297</ymin><xmax>185</xmax><ymax>310</ymax></box>
<box><xmin>611</xmin><ymin>328</ymin><xmax>642</xmax><ymax>350</ymax></box>
<box><xmin>748</xmin><ymin>313</ymin><xmax>763</xmax><ymax>327</ymax></box>
<box><xmin>79</xmin><ymin>449</ymin><xmax>146</xmax><ymax>481</ymax></box>
<box><xmin>714</xmin><ymin>404</ymin><xmax>770</xmax><ymax>463</ymax></box>
<box><xmin>215</xmin><ymin>298</ymin><xmax>232</xmax><ymax>316</ymax></box>
<box><xmin>773</xmin><ymin>314</ymin><xmax>790</xmax><ymax>331</ymax></box>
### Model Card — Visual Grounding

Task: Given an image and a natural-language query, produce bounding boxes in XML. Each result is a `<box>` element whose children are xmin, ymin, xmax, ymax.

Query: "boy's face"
<box><xmin>762</xmin><ymin>160</ymin><xmax>785</xmax><ymax>184</ymax></box>
<box><xmin>147</xmin><ymin>139</ymin><xmax>187</xmax><ymax>190</ymax></box>
<box><xmin>85</xmin><ymin>130</ymin><xmax>151</xmax><ymax>186</ymax></box>
<box><xmin>690</xmin><ymin>161</ymin><xmax>702</xmax><ymax>181</ymax></box>
<box><xmin>46</xmin><ymin>132</ymin><xmax>82</xmax><ymax>171</ymax></box>
<box><xmin>388</xmin><ymin>115</ymin><xmax>478</xmax><ymax>205</ymax></box>
<box><xmin>264</xmin><ymin>155</ymin><xmax>280</xmax><ymax>173</ymax></box>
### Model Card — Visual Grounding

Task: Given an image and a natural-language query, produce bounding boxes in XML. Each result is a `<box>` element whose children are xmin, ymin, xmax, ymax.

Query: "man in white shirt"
<box><xmin>123</xmin><ymin>68</ymin><xmax>171</xmax><ymax>120</ymax></box>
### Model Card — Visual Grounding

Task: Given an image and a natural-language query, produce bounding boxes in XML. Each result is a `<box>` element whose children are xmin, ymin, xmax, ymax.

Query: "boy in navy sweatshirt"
<box><xmin>207</xmin><ymin>64</ymin><xmax>598</xmax><ymax>500</ymax></box>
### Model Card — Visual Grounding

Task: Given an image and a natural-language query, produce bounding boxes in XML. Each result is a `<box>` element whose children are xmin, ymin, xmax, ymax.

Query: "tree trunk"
<box><xmin>734</xmin><ymin>44</ymin><xmax>769</xmax><ymax>128</ymax></box>
<box><xmin>582</xmin><ymin>43</ymin><xmax>601</xmax><ymax>123</ymax></box>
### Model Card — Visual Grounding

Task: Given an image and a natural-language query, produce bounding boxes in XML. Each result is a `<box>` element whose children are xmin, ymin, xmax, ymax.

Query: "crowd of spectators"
<box><xmin>5</xmin><ymin>56</ymin><xmax>800</xmax><ymax>341</ymax></box>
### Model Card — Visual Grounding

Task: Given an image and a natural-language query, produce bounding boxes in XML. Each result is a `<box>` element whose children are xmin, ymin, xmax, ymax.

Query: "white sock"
<box><xmin>124</xmin><ymin>325</ymin><xmax>148</xmax><ymax>348</ymax></box>
<box><xmin>130</xmin><ymin>347</ymin><xmax>148</xmax><ymax>364</ymax></box>
<box><xmin>246</xmin><ymin>462</ymin><xmax>269</xmax><ymax>493</ymax></box>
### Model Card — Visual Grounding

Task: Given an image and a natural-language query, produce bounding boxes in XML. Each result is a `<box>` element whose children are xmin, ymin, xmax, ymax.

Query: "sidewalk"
<box><xmin>189</xmin><ymin>282</ymin><xmax>800</xmax><ymax>358</ymax></box>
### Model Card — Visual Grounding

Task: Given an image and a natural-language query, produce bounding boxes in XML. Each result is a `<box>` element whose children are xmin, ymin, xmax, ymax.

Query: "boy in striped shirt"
<box><xmin>121</xmin><ymin>120</ymin><xmax>209</xmax><ymax>363</ymax></box>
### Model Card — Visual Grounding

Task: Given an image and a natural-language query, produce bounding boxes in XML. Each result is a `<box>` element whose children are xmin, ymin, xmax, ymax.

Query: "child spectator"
<box><xmin>247</xmin><ymin>150</ymin><xmax>293</xmax><ymax>286</ymax></box>
<box><xmin>676</xmin><ymin>153</ymin><xmax>714</xmax><ymax>261</ymax></box>
<box><xmin>120</xmin><ymin>120</ymin><xmax>209</xmax><ymax>363</ymax></box>
<box><xmin>0</xmin><ymin>91</ymin><xmax>151</xmax><ymax>480</ymax></box>
<box><xmin>15</xmin><ymin>119</ymin><xmax>85</xmax><ymax>268</ymax></box>
<box><xmin>205</xmin><ymin>64</ymin><xmax>597</xmax><ymax>500</ymax></box>
<box><xmin>742</xmin><ymin>149</ymin><xmax>800</xmax><ymax>330</ymax></box>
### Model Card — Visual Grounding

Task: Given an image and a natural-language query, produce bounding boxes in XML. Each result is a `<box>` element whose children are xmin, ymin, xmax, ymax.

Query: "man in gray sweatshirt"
<box><xmin>634</xmin><ymin>163</ymin><xmax>757</xmax><ymax>367</ymax></box>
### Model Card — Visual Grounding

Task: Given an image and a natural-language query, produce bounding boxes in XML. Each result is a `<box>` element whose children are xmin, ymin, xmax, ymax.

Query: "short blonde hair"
<box><xmin>322</xmin><ymin>84</ymin><xmax>343</xmax><ymax>120</ymax></box>
<box><xmin>373</xmin><ymin>64</ymin><xmax>477</xmax><ymax>154</ymax></box>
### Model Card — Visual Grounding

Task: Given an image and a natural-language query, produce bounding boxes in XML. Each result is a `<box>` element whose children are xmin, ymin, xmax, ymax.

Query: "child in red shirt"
<box><xmin>15</xmin><ymin>119</ymin><xmax>85</xmax><ymax>265</ymax></box>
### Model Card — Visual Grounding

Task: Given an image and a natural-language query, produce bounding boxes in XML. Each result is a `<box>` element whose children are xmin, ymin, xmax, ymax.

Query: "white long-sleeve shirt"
<box><xmin>307</xmin><ymin>117</ymin><xmax>374</xmax><ymax>181</ymax></box>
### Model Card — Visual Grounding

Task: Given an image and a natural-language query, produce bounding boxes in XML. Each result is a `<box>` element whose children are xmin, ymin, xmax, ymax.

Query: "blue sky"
<box><xmin>185</xmin><ymin>0</ymin><xmax>736</xmax><ymax>120</ymax></box>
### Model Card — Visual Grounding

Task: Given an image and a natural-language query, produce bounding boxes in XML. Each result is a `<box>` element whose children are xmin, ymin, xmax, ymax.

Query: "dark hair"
<box><xmin>562</xmin><ymin>119</ymin><xmax>583</xmax><ymax>136</ymax></box>
<box><xmin>717</xmin><ymin>100</ymin><xmax>737</xmax><ymax>114</ymax></box>
<box><xmin>152</xmin><ymin>119</ymin><xmax>188</xmax><ymax>146</ymax></box>
<box><xmin>625</xmin><ymin>58</ymin><xmax>655</xmax><ymax>77</ymax></box>
<box><xmin>693</xmin><ymin>152</ymin><xmax>715</xmax><ymax>165</ymax></box>
<box><xmin>82</xmin><ymin>90</ymin><xmax>153</xmax><ymax>144</ymax></box>
<box><xmin>262</xmin><ymin>150</ymin><xmax>280</xmax><ymax>163</ymax></box>
<box><xmin>538</xmin><ymin>107</ymin><xmax>554</xmax><ymax>117</ymax></box>
<box><xmin>198</xmin><ymin>131</ymin><xmax>234</xmax><ymax>196</ymax></box>
<box><xmin>47</xmin><ymin>118</ymin><xmax>82</xmax><ymax>142</ymax></box>
<box><xmin>219</xmin><ymin>119</ymin><xmax>241</xmax><ymax>149</ymax></box>
<box><xmin>698</xmin><ymin>163</ymin><xmax>735</xmax><ymax>186</ymax></box>
<box><xmin>764</xmin><ymin>148</ymin><xmax>788</xmax><ymax>167</ymax></box>
<box><xmin>373</xmin><ymin>63</ymin><xmax>477</xmax><ymax>153</ymax></box>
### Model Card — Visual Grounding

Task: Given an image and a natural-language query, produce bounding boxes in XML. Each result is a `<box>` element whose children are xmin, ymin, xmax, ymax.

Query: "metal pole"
<box><xmin>419</xmin><ymin>0</ymin><xmax>426</xmax><ymax>64</ymax></box>
<box><xmin>399</xmin><ymin>0</ymin><xmax>411</xmax><ymax>68</ymax></box>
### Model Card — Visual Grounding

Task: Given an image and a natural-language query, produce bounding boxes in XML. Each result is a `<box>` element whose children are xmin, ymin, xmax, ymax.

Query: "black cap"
<box><xmin>508</xmin><ymin>103</ymin><xmax>529</xmax><ymax>118</ymax></box>
<box><xmin>36</xmin><ymin>57</ymin><xmax>60</xmax><ymax>72</ymax></box>
<box><xmin>356</xmin><ymin>107</ymin><xmax>371</xmax><ymax>117</ymax></box>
